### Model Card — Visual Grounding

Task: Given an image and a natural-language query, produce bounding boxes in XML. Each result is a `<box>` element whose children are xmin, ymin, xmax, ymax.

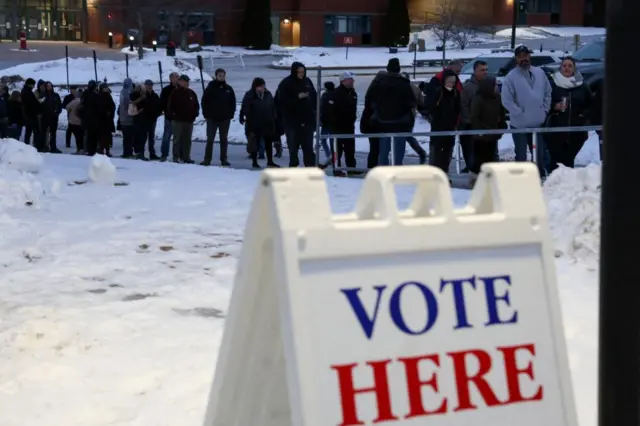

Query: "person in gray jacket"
<box><xmin>501</xmin><ymin>45</ymin><xmax>552</xmax><ymax>176</ymax></box>
<box><xmin>118</xmin><ymin>77</ymin><xmax>135</xmax><ymax>158</ymax></box>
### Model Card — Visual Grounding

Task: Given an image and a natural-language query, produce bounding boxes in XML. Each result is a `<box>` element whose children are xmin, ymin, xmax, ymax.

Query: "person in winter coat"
<box><xmin>501</xmin><ymin>45</ymin><xmax>552</xmax><ymax>176</ymax></box>
<box><xmin>275</xmin><ymin>61</ymin><xmax>317</xmax><ymax>167</ymax></box>
<box><xmin>470</xmin><ymin>76</ymin><xmax>506</xmax><ymax>175</ymax></box>
<box><xmin>22</xmin><ymin>78</ymin><xmax>44</xmax><ymax>151</ymax></box>
<box><xmin>141</xmin><ymin>80</ymin><xmax>162</xmax><ymax>160</ymax></box>
<box><xmin>129</xmin><ymin>84</ymin><xmax>148</xmax><ymax>160</ymax></box>
<box><xmin>426</xmin><ymin>69</ymin><xmax>461</xmax><ymax>173</ymax></box>
<box><xmin>239</xmin><ymin>77</ymin><xmax>279</xmax><ymax>169</ymax></box>
<box><xmin>66</xmin><ymin>88</ymin><xmax>84</xmax><ymax>153</ymax></box>
<box><xmin>62</xmin><ymin>86</ymin><xmax>78</xmax><ymax>148</ymax></box>
<box><xmin>119</xmin><ymin>78</ymin><xmax>135</xmax><ymax>158</ymax></box>
<box><xmin>402</xmin><ymin>72</ymin><xmax>428</xmax><ymax>164</ymax></box>
<box><xmin>460</xmin><ymin>60</ymin><xmax>489</xmax><ymax>172</ymax></box>
<box><xmin>166</xmin><ymin>74</ymin><xmax>199</xmax><ymax>163</ymax></box>
<box><xmin>360</xmin><ymin>90</ymin><xmax>379</xmax><ymax>169</ymax></box>
<box><xmin>318</xmin><ymin>81</ymin><xmax>335</xmax><ymax>167</ymax></box>
<box><xmin>545</xmin><ymin>57</ymin><xmax>592</xmax><ymax>170</ymax></box>
<box><xmin>98</xmin><ymin>83</ymin><xmax>116</xmax><ymax>156</ymax></box>
<box><xmin>7</xmin><ymin>91</ymin><xmax>24</xmax><ymax>140</ymax></box>
<box><xmin>0</xmin><ymin>90</ymin><xmax>7</xmax><ymax>138</ymax></box>
<box><xmin>329</xmin><ymin>71</ymin><xmax>358</xmax><ymax>174</ymax></box>
<box><xmin>82</xmin><ymin>80</ymin><xmax>104</xmax><ymax>156</ymax></box>
<box><xmin>42</xmin><ymin>82</ymin><xmax>62</xmax><ymax>153</ymax></box>
<box><xmin>1</xmin><ymin>86</ymin><xmax>9</xmax><ymax>103</ymax></box>
<box><xmin>201</xmin><ymin>68</ymin><xmax>236</xmax><ymax>166</ymax></box>
<box><xmin>365</xmin><ymin>58</ymin><xmax>416</xmax><ymax>166</ymax></box>
<box><xmin>159</xmin><ymin>72</ymin><xmax>179</xmax><ymax>161</ymax></box>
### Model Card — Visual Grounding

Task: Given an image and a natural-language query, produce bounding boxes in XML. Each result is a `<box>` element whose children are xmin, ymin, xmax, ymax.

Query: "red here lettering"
<box><xmin>331</xmin><ymin>360</ymin><xmax>399</xmax><ymax>426</ymax></box>
<box><xmin>498</xmin><ymin>343</ymin><xmax>543</xmax><ymax>404</ymax></box>
<box><xmin>398</xmin><ymin>354</ymin><xmax>447</xmax><ymax>418</ymax></box>
<box><xmin>448</xmin><ymin>349</ymin><xmax>503</xmax><ymax>411</ymax></box>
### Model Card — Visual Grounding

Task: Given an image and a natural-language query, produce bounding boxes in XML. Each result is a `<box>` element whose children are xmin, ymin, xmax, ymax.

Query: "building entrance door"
<box><xmin>323</xmin><ymin>16</ymin><xmax>334</xmax><ymax>46</ymax></box>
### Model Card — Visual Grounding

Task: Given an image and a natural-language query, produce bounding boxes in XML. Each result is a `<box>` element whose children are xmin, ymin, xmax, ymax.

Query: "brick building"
<box><xmin>0</xmin><ymin>0</ymin><xmax>604</xmax><ymax>46</ymax></box>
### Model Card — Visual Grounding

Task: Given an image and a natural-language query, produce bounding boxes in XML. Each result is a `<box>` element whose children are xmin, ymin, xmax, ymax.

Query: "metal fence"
<box><xmin>317</xmin><ymin>125</ymin><xmax>603</xmax><ymax>174</ymax></box>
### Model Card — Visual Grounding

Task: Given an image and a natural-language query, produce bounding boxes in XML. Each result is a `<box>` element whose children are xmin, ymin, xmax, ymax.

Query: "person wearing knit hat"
<box><xmin>330</xmin><ymin>70</ymin><xmax>358</xmax><ymax>174</ymax></box>
<box><xmin>340</xmin><ymin>71</ymin><xmax>356</xmax><ymax>83</ymax></box>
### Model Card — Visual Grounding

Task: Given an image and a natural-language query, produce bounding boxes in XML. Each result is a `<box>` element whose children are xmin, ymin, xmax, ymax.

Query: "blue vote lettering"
<box><xmin>341</xmin><ymin>274</ymin><xmax>518</xmax><ymax>340</ymax></box>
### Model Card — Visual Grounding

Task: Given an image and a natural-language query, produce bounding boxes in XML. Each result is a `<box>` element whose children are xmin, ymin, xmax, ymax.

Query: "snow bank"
<box><xmin>88</xmin><ymin>155</ymin><xmax>117</xmax><ymax>185</ymax></box>
<box><xmin>0</xmin><ymin>138</ymin><xmax>43</xmax><ymax>172</ymax></box>
<box><xmin>0</xmin><ymin>56</ymin><xmax>211</xmax><ymax>86</ymax></box>
<box><xmin>544</xmin><ymin>164</ymin><xmax>601</xmax><ymax>267</ymax></box>
<box><xmin>532</xmin><ymin>26</ymin><xmax>606</xmax><ymax>38</ymax></box>
<box><xmin>0</xmin><ymin>139</ymin><xmax>53</xmax><ymax>212</ymax></box>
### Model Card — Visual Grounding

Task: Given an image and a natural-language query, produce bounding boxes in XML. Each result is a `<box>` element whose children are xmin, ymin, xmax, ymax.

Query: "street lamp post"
<box><xmin>129</xmin><ymin>35</ymin><xmax>134</xmax><ymax>52</ymax></box>
<box><xmin>511</xmin><ymin>0</ymin><xmax>526</xmax><ymax>49</ymax></box>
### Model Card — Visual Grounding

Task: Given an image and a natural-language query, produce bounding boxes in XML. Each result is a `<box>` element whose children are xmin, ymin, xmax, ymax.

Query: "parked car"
<box><xmin>542</xmin><ymin>39</ymin><xmax>605</xmax><ymax>93</ymax></box>
<box><xmin>458</xmin><ymin>48</ymin><xmax>565</xmax><ymax>91</ymax></box>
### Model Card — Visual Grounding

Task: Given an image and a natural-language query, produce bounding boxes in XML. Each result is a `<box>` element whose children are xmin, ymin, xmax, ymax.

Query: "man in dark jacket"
<box><xmin>201</xmin><ymin>68</ymin><xmax>236</xmax><ymax>166</ymax></box>
<box><xmin>318</xmin><ymin>81</ymin><xmax>335</xmax><ymax>166</ymax></box>
<box><xmin>167</xmin><ymin>74</ymin><xmax>199</xmax><ymax>163</ymax></box>
<box><xmin>365</xmin><ymin>58</ymin><xmax>416</xmax><ymax>166</ymax></box>
<box><xmin>275</xmin><ymin>61</ymin><xmax>317</xmax><ymax>167</ymax></box>
<box><xmin>21</xmin><ymin>78</ymin><xmax>44</xmax><ymax>151</ymax></box>
<box><xmin>330</xmin><ymin>71</ymin><xmax>358</xmax><ymax>174</ymax></box>
<box><xmin>239</xmin><ymin>77</ymin><xmax>279</xmax><ymax>169</ymax></box>
<box><xmin>159</xmin><ymin>72</ymin><xmax>179</xmax><ymax>161</ymax></box>
<box><xmin>143</xmin><ymin>79</ymin><xmax>162</xmax><ymax>160</ymax></box>
<box><xmin>62</xmin><ymin>86</ymin><xmax>77</xmax><ymax>148</ymax></box>
<box><xmin>81</xmin><ymin>80</ymin><xmax>104</xmax><ymax>156</ymax></box>
<box><xmin>42</xmin><ymin>81</ymin><xmax>62</xmax><ymax>153</ymax></box>
<box><xmin>459</xmin><ymin>60</ymin><xmax>487</xmax><ymax>172</ymax></box>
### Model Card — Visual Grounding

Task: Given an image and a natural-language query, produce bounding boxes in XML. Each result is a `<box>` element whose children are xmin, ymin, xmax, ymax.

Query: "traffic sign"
<box><xmin>343</xmin><ymin>36</ymin><xmax>353</xmax><ymax>45</ymax></box>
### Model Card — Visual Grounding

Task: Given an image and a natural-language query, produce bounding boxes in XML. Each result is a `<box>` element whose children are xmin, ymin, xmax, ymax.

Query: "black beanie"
<box><xmin>25</xmin><ymin>78</ymin><xmax>35</xmax><ymax>86</ymax></box>
<box><xmin>386</xmin><ymin>58</ymin><xmax>401</xmax><ymax>73</ymax></box>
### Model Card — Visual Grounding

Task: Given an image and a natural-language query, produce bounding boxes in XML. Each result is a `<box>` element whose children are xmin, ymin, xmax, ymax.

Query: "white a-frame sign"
<box><xmin>203</xmin><ymin>164</ymin><xmax>577</xmax><ymax>426</ymax></box>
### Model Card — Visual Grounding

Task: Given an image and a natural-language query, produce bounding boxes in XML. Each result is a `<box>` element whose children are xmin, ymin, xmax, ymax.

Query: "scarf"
<box><xmin>552</xmin><ymin>71</ymin><xmax>583</xmax><ymax>89</ymax></box>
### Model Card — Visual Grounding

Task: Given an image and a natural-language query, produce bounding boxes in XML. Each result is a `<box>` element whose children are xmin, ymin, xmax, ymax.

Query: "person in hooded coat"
<box><xmin>22</xmin><ymin>78</ymin><xmax>44</xmax><ymax>151</ymax></box>
<box><xmin>98</xmin><ymin>83</ymin><xmax>116</xmax><ymax>156</ymax></box>
<box><xmin>118</xmin><ymin>78</ymin><xmax>135</xmax><ymax>158</ymax></box>
<box><xmin>425</xmin><ymin>69</ymin><xmax>461</xmax><ymax>173</ymax></box>
<box><xmin>7</xmin><ymin>90</ymin><xmax>24</xmax><ymax>140</ymax></box>
<box><xmin>470</xmin><ymin>76</ymin><xmax>506</xmax><ymax>174</ymax></box>
<box><xmin>275</xmin><ymin>61</ymin><xmax>317</xmax><ymax>167</ymax></box>
<box><xmin>545</xmin><ymin>57</ymin><xmax>592</xmax><ymax>170</ymax></box>
<box><xmin>239</xmin><ymin>77</ymin><xmax>279</xmax><ymax>169</ymax></box>
<box><xmin>42</xmin><ymin>81</ymin><xmax>62</xmax><ymax>153</ymax></box>
<box><xmin>364</xmin><ymin>58</ymin><xmax>416</xmax><ymax>166</ymax></box>
<box><xmin>81</xmin><ymin>80</ymin><xmax>104</xmax><ymax>156</ymax></box>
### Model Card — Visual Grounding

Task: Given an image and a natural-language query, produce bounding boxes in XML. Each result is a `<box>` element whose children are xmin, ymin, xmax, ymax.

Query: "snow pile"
<box><xmin>0</xmin><ymin>56</ymin><xmax>211</xmax><ymax>86</ymax></box>
<box><xmin>0</xmin><ymin>138</ymin><xmax>43</xmax><ymax>172</ymax></box>
<box><xmin>88</xmin><ymin>154</ymin><xmax>117</xmax><ymax>185</ymax></box>
<box><xmin>0</xmin><ymin>139</ymin><xmax>51</xmax><ymax>212</ymax></box>
<box><xmin>531</xmin><ymin>26</ymin><xmax>606</xmax><ymax>38</ymax></box>
<box><xmin>544</xmin><ymin>164</ymin><xmax>601</xmax><ymax>267</ymax></box>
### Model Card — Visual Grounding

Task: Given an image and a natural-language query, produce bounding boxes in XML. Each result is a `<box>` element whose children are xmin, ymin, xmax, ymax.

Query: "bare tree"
<box><xmin>429</xmin><ymin>0</ymin><xmax>471</xmax><ymax>63</ymax></box>
<box><xmin>450</xmin><ymin>27</ymin><xmax>476</xmax><ymax>50</ymax></box>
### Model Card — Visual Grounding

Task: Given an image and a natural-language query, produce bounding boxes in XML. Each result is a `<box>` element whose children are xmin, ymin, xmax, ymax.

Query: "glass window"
<box><xmin>571</xmin><ymin>40</ymin><xmax>605</xmax><ymax>61</ymax></box>
<box><xmin>347</xmin><ymin>16</ymin><xmax>360</xmax><ymax>33</ymax></box>
<box><xmin>362</xmin><ymin>16</ymin><xmax>371</xmax><ymax>33</ymax></box>
<box><xmin>530</xmin><ymin>56</ymin><xmax>556</xmax><ymax>66</ymax></box>
<box><xmin>335</xmin><ymin>16</ymin><xmax>347</xmax><ymax>33</ymax></box>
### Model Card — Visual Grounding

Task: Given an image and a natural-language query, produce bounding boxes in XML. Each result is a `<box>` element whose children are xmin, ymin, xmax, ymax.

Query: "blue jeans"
<box><xmin>378</xmin><ymin>136</ymin><xmax>406</xmax><ymax>166</ymax></box>
<box><xmin>512</xmin><ymin>131</ymin><xmax>550</xmax><ymax>177</ymax></box>
<box><xmin>319</xmin><ymin>127</ymin><xmax>332</xmax><ymax>158</ymax></box>
<box><xmin>161</xmin><ymin>119</ymin><xmax>172</xmax><ymax>158</ymax></box>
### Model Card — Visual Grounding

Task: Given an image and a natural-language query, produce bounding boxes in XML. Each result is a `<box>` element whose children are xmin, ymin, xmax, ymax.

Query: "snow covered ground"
<box><xmin>496</xmin><ymin>26</ymin><xmax>606</xmax><ymax>39</ymax></box>
<box><xmin>0</xmin><ymin>138</ymin><xmax>599</xmax><ymax>425</ymax></box>
<box><xmin>272</xmin><ymin>46</ymin><xmax>490</xmax><ymax>68</ymax></box>
<box><xmin>0</xmin><ymin>56</ymin><xmax>212</xmax><ymax>86</ymax></box>
<box><xmin>120</xmin><ymin>45</ymin><xmax>289</xmax><ymax>60</ymax></box>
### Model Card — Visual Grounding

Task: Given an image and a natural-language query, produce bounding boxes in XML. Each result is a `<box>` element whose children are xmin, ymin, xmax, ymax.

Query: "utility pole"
<box><xmin>510</xmin><ymin>0</ymin><xmax>518</xmax><ymax>48</ymax></box>
<box><xmin>81</xmin><ymin>0</ymin><xmax>88</xmax><ymax>43</ymax></box>
<box><xmin>598</xmin><ymin>0</ymin><xmax>639</xmax><ymax>426</ymax></box>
